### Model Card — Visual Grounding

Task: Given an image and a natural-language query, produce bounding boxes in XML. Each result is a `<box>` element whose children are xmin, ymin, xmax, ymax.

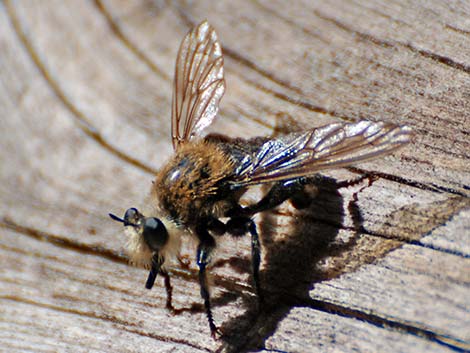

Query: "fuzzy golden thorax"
<box><xmin>153</xmin><ymin>140</ymin><xmax>236</xmax><ymax>225</ymax></box>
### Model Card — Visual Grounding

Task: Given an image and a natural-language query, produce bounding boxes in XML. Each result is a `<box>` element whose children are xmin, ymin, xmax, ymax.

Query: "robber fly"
<box><xmin>109</xmin><ymin>20</ymin><xmax>413</xmax><ymax>337</ymax></box>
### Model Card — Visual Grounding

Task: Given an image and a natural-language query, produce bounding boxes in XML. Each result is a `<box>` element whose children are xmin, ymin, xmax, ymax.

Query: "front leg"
<box><xmin>145</xmin><ymin>253</ymin><xmax>163</xmax><ymax>289</ymax></box>
<box><xmin>195</xmin><ymin>224</ymin><xmax>219</xmax><ymax>338</ymax></box>
<box><xmin>145</xmin><ymin>253</ymin><xmax>174</xmax><ymax>312</ymax></box>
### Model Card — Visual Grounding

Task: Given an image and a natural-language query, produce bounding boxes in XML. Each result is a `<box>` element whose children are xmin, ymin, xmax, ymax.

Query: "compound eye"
<box><xmin>142</xmin><ymin>218</ymin><xmax>168</xmax><ymax>251</ymax></box>
<box><xmin>123</xmin><ymin>208</ymin><xmax>139</xmax><ymax>226</ymax></box>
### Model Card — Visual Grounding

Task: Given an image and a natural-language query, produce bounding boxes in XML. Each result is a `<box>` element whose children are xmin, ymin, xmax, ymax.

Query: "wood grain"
<box><xmin>1</xmin><ymin>1</ymin><xmax>469</xmax><ymax>352</ymax></box>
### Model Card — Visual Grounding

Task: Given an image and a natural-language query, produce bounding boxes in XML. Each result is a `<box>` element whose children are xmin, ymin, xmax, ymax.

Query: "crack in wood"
<box><xmin>445</xmin><ymin>24</ymin><xmax>470</xmax><ymax>36</ymax></box>
<box><xmin>253</xmin><ymin>0</ymin><xmax>330</xmax><ymax>45</ymax></box>
<box><xmin>175</xmin><ymin>3</ymin><xmax>468</xmax><ymax>172</ymax></box>
<box><xmin>0</xmin><ymin>217</ymin><xmax>126</xmax><ymax>265</ymax></box>
<box><xmin>93</xmin><ymin>0</ymin><xmax>171</xmax><ymax>81</ymax></box>
<box><xmin>0</xmin><ymin>217</ymin><xmax>255</xmax><ymax>297</ymax></box>
<box><xmin>2</xmin><ymin>3</ymin><xmax>467</xmax><ymax>350</ymax></box>
<box><xmin>5</xmin><ymin>0</ymin><xmax>157</xmax><ymax>176</ymax></box>
<box><xmin>348</xmin><ymin>167</ymin><xmax>469</xmax><ymax>197</ymax></box>
<box><xmin>420</xmin><ymin>140</ymin><xmax>469</xmax><ymax>160</ymax></box>
<box><xmin>0</xmin><ymin>296</ymin><xmax>211</xmax><ymax>352</ymax></box>
<box><xmin>297</xmin><ymin>297</ymin><xmax>470</xmax><ymax>352</ymax></box>
<box><xmin>9</xmin><ymin>1</ymin><xmax>465</xmax><ymax>198</ymax></box>
<box><xmin>175</xmin><ymin>4</ymin><xmax>360</xmax><ymax>124</ymax></box>
<box><xmin>411</xmin><ymin>46</ymin><xmax>470</xmax><ymax>75</ymax></box>
<box><xmin>419</xmin><ymin>133</ymin><xmax>470</xmax><ymax>159</ymax></box>
<box><xmin>98</xmin><ymin>0</ymin><xmax>347</xmax><ymax>137</ymax></box>
<box><xmin>238</xmin><ymin>74</ymin><xmax>352</xmax><ymax>121</ymax></box>
<box><xmin>218</xmin><ymin>294</ymin><xmax>470</xmax><ymax>352</ymax></box>
<box><xmin>176</xmin><ymin>8</ymin><xmax>303</xmax><ymax>95</ymax></box>
<box><xmin>313</xmin><ymin>9</ymin><xmax>470</xmax><ymax>75</ymax></box>
<box><xmin>2</xmin><ymin>193</ymin><xmax>467</xmax><ymax>351</ymax></box>
<box><xmin>277</xmin><ymin>210</ymin><xmax>466</xmax><ymax>258</ymax></box>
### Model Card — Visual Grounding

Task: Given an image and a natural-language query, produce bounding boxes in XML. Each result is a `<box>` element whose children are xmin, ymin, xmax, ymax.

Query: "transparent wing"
<box><xmin>231</xmin><ymin>120</ymin><xmax>413</xmax><ymax>186</ymax></box>
<box><xmin>171</xmin><ymin>21</ymin><xmax>225</xmax><ymax>150</ymax></box>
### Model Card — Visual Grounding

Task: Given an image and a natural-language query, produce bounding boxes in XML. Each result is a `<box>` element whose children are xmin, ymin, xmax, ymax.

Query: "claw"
<box><xmin>210</xmin><ymin>325</ymin><xmax>223</xmax><ymax>340</ymax></box>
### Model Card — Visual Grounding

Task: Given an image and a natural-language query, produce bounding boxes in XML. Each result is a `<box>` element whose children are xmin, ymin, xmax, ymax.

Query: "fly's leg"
<box><xmin>244</xmin><ymin>177</ymin><xmax>318</xmax><ymax>215</ymax></box>
<box><xmin>224</xmin><ymin>179</ymin><xmax>314</xmax><ymax>306</ymax></box>
<box><xmin>146</xmin><ymin>253</ymin><xmax>175</xmax><ymax>312</ymax></box>
<box><xmin>145</xmin><ymin>253</ymin><xmax>163</xmax><ymax>289</ymax></box>
<box><xmin>335</xmin><ymin>173</ymin><xmax>378</xmax><ymax>189</ymax></box>
<box><xmin>244</xmin><ymin>174</ymin><xmax>375</xmax><ymax>214</ymax></box>
<box><xmin>226</xmin><ymin>217</ymin><xmax>263</xmax><ymax>305</ymax></box>
<box><xmin>248</xmin><ymin>220</ymin><xmax>262</xmax><ymax>304</ymax></box>
<box><xmin>224</xmin><ymin>177</ymin><xmax>322</xmax><ymax>304</ymax></box>
<box><xmin>195</xmin><ymin>225</ymin><xmax>219</xmax><ymax>338</ymax></box>
<box><xmin>160</xmin><ymin>270</ymin><xmax>174</xmax><ymax>312</ymax></box>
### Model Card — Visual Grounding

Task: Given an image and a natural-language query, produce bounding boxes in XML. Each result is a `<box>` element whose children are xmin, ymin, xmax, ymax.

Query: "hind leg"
<box><xmin>243</xmin><ymin>177</ymin><xmax>319</xmax><ymax>215</ymax></box>
<box><xmin>225</xmin><ymin>216</ymin><xmax>263</xmax><ymax>304</ymax></box>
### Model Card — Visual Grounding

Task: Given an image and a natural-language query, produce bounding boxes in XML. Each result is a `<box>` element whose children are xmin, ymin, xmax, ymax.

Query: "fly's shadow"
<box><xmin>218</xmin><ymin>174</ymin><xmax>368</xmax><ymax>352</ymax></box>
<box><xmin>215</xmin><ymin>114</ymin><xmax>371</xmax><ymax>351</ymax></box>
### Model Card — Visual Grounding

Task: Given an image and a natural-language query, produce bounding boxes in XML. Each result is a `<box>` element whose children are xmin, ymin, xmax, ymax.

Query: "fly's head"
<box><xmin>109</xmin><ymin>208</ymin><xmax>168</xmax><ymax>267</ymax></box>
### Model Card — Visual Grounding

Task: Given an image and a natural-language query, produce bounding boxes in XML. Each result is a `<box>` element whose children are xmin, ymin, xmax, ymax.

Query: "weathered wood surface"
<box><xmin>1</xmin><ymin>1</ymin><xmax>469</xmax><ymax>352</ymax></box>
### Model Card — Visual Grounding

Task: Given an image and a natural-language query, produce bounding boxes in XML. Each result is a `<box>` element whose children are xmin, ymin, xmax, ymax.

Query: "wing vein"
<box><xmin>171</xmin><ymin>21</ymin><xmax>225</xmax><ymax>150</ymax></box>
